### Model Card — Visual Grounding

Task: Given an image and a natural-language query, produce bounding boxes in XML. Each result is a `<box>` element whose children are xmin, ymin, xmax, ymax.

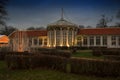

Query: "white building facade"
<box><xmin>77</xmin><ymin>28</ymin><xmax>120</xmax><ymax>48</ymax></box>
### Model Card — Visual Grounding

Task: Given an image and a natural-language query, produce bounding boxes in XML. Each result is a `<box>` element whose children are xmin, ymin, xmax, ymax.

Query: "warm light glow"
<box><xmin>60</xmin><ymin>44</ymin><xmax>63</xmax><ymax>47</ymax></box>
<box><xmin>67</xmin><ymin>44</ymin><xmax>70</xmax><ymax>47</ymax></box>
<box><xmin>53</xmin><ymin>45</ymin><xmax>56</xmax><ymax>47</ymax></box>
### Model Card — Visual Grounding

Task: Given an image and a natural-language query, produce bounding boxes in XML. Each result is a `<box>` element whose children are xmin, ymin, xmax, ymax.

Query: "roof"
<box><xmin>9</xmin><ymin>30</ymin><xmax>47</xmax><ymax>38</ymax></box>
<box><xmin>47</xmin><ymin>19</ymin><xmax>77</xmax><ymax>27</ymax></box>
<box><xmin>77</xmin><ymin>28</ymin><xmax>120</xmax><ymax>35</ymax></box>
<box><xmin>0</xmin><ymin>35</ymin><xmax>9</xmax><ymax>43</ymax></box>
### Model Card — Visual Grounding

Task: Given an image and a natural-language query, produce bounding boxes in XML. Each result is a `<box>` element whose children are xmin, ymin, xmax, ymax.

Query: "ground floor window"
<box><xmin>83</xmin><ymin>36</ymin><xmax>87</xmax><ymax>45</ymax></box>
<box><xmin>111</xmin><ymin>36</ymin><xmax>116</xmax><ymax>46</ymax></box>
<box><xmin>96</xmin><ymin>36</ymin><xmax>100</xmax><ymax>45</ymax></box>
<box><xmin>39</xmin><ymin>38</ymin><xmax>42</xmax><ymax>45</ymax></box>
<box><xmin>103</xmin><ymin>36</ymin><xmax>107</xmax><ymax>46</ymax></box>
<box><xmin>44</xmin><ymin>39</ymin><xmax>47</xmax><ymax>45</ymax></box>
<box><xmin>118</xmin><ymin>36</ymin><xmax>120</xmax><ymax>46</ymax></box>
<box><xmin>90</xmin><ymin>36</ymin><xmax>94</xmax><ymax>46</ymax></box>
<box><xmin>34</xmin><ymin>38</ymin><xmax>38</xmax><ymax>45</ymax></box>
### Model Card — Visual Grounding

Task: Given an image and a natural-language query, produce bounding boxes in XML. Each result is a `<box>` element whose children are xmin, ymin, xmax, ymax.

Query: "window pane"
<box><xmin>103</xmin><ymin>36</ymin><xmax>107</xmax><ymax>45</ymax></box>
<box><xmin>34</xmin><ymin>38</ymin><xmax>37</xmax><ymax>45</ymax></box>
<box><xmin>39</xmin><ymin>38</ymin><xmax>42</xmax><ymax>45</ymax></box>
<box><xmin>83</xmin><ymin>37</ymin><xmax>87</xmax><ymax>45</ymax></box>
<box><xmin>111</xmin><ymin>36</ymin><xmax>116</xmax><ymax>46</ymax></box>
<box><xmin>90</xmin><ymin>36</ymin><xmax>94</xmax><ymax>45</ymax></box>
<box><xmin>96</xmin><ymin>36</ymin><xmax>100</xmax><ymax>45</ymax></box>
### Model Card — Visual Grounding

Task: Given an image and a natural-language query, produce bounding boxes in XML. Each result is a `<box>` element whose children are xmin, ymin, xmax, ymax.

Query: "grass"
<box><xmin>0</xmin><ymin>61</ymin><xmax>120</xmax><ymax>80</ymax></box>
<box><xmin>72</xmin><ymin>50</ymin><xmax>104</xmax><ymax>59</ymax></box>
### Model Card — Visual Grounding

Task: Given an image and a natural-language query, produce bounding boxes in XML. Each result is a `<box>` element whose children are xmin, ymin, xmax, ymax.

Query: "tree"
<box><xmin>116</xmin><ymin>10</ymin><xmax>120</xmax><ymax>19</ymax></box>
<box><xmin>26</xmin><ymin>26</ymin><xmax>46</xmax><ymax>30</ymax></box>
<box><xmin>0</xmin><ymin>26</ymin><xmax>18</xmax><ymax>35</ymax></box>
<box><xmin>116</xmin><ymin>10</ymin><xmax>120</xmax><ymax>27</ymax></box>
<box><xmin>26</xmin><ymin>26</ymin><xmax>35</xmax><ymax>30</ymax></box>
<box><xmin>79</xmin><ymin>25</ymin><xmax>85</xmax><ymax>29</ymax></box>
<box><xmin>0</xmin><ymin>0</ymin><xmax>8</xmax><ymax>26</ymax></box>
<box><xmin>86</xmin><ymin>26</ymin><xmax>92</xmax><ymax>28</ymax></box>
<box><xmin>36</xmin><ymin>27</ymin><xmax>45</xmax><ymax>30</ymax></box>
<box><xmin>96</xmin><ymin>15</ymin><xmax>112</xmax><ymax>28</ymax></box>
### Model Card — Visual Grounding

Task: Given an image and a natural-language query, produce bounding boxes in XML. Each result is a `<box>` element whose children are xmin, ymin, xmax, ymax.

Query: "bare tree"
<box><xmin>116</xmin><ymin>10</ymin><xmax>120</xmax><ymax>27</ymax></box>
<box><xmin>0</xmin><ymin>26</ymin><xmax>18</xmax><ymax>35</ymax></box>
<box><xmin>26</xmin><ymin>26</ymin><xmax>35</xmax><ymax>30</ymax></box>
<box><xmin>0</xmin><ymin>0</ymin><xmax>8</xmax><ymax>26</ymax></box>
<box><xmin>96</xmin><ymin>15</ymin><xmax>112</xmax><ymax>28</ymax></box>
<box><xmin>26</xmin><ymin>26</ymin><xmax>45</xmax><ymax>30</ymax></box>
<box><xmin>86</xmin><ymin>26</ymin><xmax>92</xmax><ymax>28</ymax></box>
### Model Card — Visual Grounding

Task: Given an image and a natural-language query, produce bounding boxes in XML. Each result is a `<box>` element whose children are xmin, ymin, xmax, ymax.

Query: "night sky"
<box><xmin>6</xmin><ymin>0</ymin><xmax>120</xmax><ymax>29</ymax></box>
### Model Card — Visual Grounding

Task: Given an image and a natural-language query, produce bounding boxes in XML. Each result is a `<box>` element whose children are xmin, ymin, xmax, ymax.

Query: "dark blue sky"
<box><xmin>6</xmin><ymin>0</ymin><xmax>120</xmax><ymax>29</ymax></box>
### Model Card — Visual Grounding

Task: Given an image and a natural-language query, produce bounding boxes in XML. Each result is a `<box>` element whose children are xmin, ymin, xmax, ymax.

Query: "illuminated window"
<box><xmin>44</xmin><ymin>39</ymin><xmax>47</xmax><ymax>45</ymax></box>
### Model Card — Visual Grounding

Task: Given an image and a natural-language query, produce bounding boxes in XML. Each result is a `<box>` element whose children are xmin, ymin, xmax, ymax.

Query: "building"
<box><xmin>0</xmin><ymin>35</ymin><xmax>9</xmax><ymax>47</ymax></box>
<box><xmin>8</xmin><ymin>12</ymin><xmax>120</xmax><ymax>52</ymax></box>
<box><xmin>77</xmin><ymin>28</ymin><xmax>120</xmax><ymax>48</ymax></box>
<box><xmin>9</xmin><ymin>30</ymin><xmax>47</xmax><ymax>52</ymax></box>
<box><xmin>47</xmin><ymin>16</ymin><xmax>78</xmax><ymax>47</ymax></box>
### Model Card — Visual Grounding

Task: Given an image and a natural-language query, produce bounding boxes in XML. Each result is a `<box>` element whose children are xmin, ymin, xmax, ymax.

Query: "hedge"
<box><xmin>5</xmin><ymin>52</ymin><xmax>120</xmax><ymax>77</ymax></box>
<box><xmin>5</xmin><ymin>54</ymin><xmax>68</xmax><ymax>72</ymax></box>
<box><xmin>39</xmin><ymin>51</ymin><xmax>71</xmax><ymax>58</ymax></box>
<box><xmin>70</xmin><ymin>57</ymin><xmax>120</xmax><ymax>76</ymax></box>
<box><xmin>92</xmin><ymin>48</ymin><xmax>120</xmax><ymax>56</ymax></box>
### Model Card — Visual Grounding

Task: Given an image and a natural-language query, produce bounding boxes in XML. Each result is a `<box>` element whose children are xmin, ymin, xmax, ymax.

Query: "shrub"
<box><xmin>37</xmin><ymin>49</ymin><xmax>71</xmax><ymax>58</ymax></box>
<box><xmin>5</xmin><ymin>54</ymin><xmax>68</xmax><ymax>72</ymax></box>
<box><xmin>70</xmin><ymin>57</ymin><xmax>120</xmax><ymax>76</ymax></box>
<box><xmin>104</xmin><ymin>55</ymin><xmax>120</xmax><ymax>61</ymax></box>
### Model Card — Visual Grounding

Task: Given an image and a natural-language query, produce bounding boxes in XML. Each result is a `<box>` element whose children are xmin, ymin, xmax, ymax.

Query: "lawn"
<box><xmin>0</xmin><ymin>61</ymin><xmax>119</xmax><ymax>80</ymax></box>
<box><xmin>72</xmin><ymin>50</ymin><xmax>104</xmax><ymax>59</ymax></box>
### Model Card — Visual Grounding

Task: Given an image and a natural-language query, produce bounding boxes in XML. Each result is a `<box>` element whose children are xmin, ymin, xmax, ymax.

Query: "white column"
<box><xmin>66</xmin><ymin>29</ymin><xmax>68</xmax><ymax>46</ymax></box>
<box><xmin>60</xmin><ymin>28</ymin><xmax>63</xmax><ymax>46</ymax></box>
<box><xmin>107</xmin><ymin>35</ymin><xmax>111</xmax><ymax>48</ymax></box>
<box><xmin>37</xmin><ymin>38</ymin><xmax>39</xmax><ymax>46</ymax></box>
<box><xmin>94</xmin><ymin>36</ymin><xmax>96</xmax><ymax>46</ymax></box>
<box><xmin>42</xmin><ymin>38</ymin><xmax>44</xmax><ymax>46</ymax></box>
<box><xmin>72</xmin><ymin>30</ymin><xmax>74</xmax><ymax>45</ymax></box>
<box><xmin>87</xmin><ymin>36</ymin><xmax>90</xmax><ymax>47</ymax></box>
<box><xmin>47</xmin><ymin>31</ymin><xmax>49</xmax><ymax>47</ymax></box>
<box><xmin>49</xmin><ymin>31</ymin><xmax>51</xmax><ymax>46</ymax></box>
<box><xmin>54</xmin><ymin>29</ymin><xmax>56</xmax><ymax>46</ymax></box>
<box><xmin>100</xmin><ymin>36</ymin><xmax>103</xmax><ymax>46</ymax></box>
<box><xmin>32</xmin><ymin>38</ymin><xmax>34</xmax><ymax>46</ymax></box>
<box><xmin>116</xmin><ymin>36</ymin><xmax>118</xmax><ymax>48</ymax></box>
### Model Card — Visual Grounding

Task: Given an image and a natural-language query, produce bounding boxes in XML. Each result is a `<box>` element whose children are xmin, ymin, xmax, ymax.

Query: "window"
<box><xmin>83</xmin><ymin>37</ymin><xmax>87</xmax><ymax>45</ymax></box>
<box><xmin>28</xmin><ymin>38</ymin><xmax>32</xmax><ymax>46</ymax></box>
<box><xmin>44</xmin><ymin>39</ymin><xmax>47</xmax><ymax>45</ymax></box>
<box><xmin>39</xmin><ymin>38</ymin><xmax>42</xmax><ymax>45</ymax></box>
<box><xmin>96</xmin><ymin>36</ymin><xmax>100</xmax><ymax>45</ymax></box>
<box><xmin>90</xmin><ymin>36</ymin><xmax>94</xmax><ymax>45</ymax></box>
<box><xmin>118</xmin><ymin>36</ymin><xmax>120</xmax><ymax>46</ymax></box>
<box><xmin>111</xmin><ymin>36</ymin><xmax>116</xmax><ymax>46</ymax></box>
<box><xmin>103</xmin><ymin>36</ymin><xmax>107</xmax><ymax>45</ymax></box>
<box><xmin>34</xmin><ymin>38</ymin><xmax>37</xmax><ymax>45</ymax></box>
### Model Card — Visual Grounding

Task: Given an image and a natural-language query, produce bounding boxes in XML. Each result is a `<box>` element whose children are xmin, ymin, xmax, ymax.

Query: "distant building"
<box><xmin>0</xmin><ymin>35</ymin><xmax>9</xmax><ymax>47</ymax></box>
